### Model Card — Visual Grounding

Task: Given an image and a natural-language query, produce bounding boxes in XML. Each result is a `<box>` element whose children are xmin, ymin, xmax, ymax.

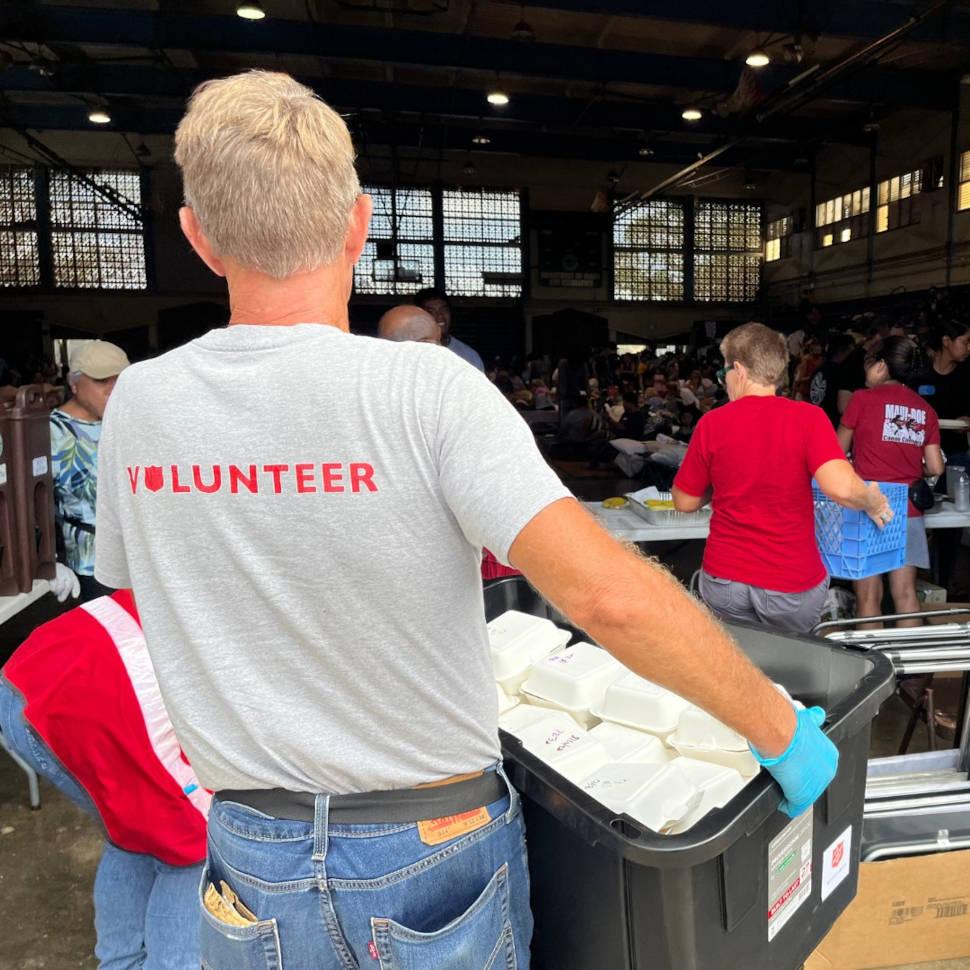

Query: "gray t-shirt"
<box><xmin>95</xmin><ymin>324</ymin><xmax>571</xmax><ymax>794</ymax></box>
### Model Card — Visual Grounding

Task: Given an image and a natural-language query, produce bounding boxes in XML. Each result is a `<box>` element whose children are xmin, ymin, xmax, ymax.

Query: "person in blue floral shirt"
<box><xmin>50</xmin><ymin>340</ymin><xmax>129</xmax><ymax>601</ymax></box>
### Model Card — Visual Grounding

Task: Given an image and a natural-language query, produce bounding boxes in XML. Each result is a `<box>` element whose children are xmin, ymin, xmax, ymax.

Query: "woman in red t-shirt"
<box><xmin>672</xmin><ymin>323</ymin><xmax>892</xmax><ymax>634</ymax></box>
<box><xmin>838</xmin><ymin>337</ymin><xmax>944</xmax><ymax>624</ymax></box>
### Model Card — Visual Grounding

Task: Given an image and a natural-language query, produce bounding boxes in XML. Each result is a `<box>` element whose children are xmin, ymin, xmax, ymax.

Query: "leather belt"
<box><xmin>215</xmin><ymin>770</ymin><xmax>507</xmax><ymax>824</ymax></box>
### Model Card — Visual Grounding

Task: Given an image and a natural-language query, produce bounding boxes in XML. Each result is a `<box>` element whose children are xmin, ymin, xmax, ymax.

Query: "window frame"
<box><xmin>48</xmin><ymin>167</ymin><xmax>149</xmax><ymax>291</ymax></box>
<box><xmin>875</xmin><ymin>162</ymin><xmax>937</xmax><ymax>234</ymax></box>
<box><xmin>352</xmin><ymin>184</ymin><xmax>525</xmax><ymax>301</ymax></box>
<box><xmin>957</xmin><ymin>150</ymin><xmax>970</xmax><ymax>214</ymax></box>
<box><xmin>611</xmin><ymin>196</ymin><xmax>688</xmax><ymax>303</ymax></box>
<box><xmin>0</xmin><ymin>164</ymin><xmax>151</xmax><ymax>293</ymax></box>
<box><xmin>815</xmin><ymin>185</ymin><xmax>870</xmax><ymax>249</ymax></box>
<box><xmin>611</xmin><ymin>195</ymin><xmax>763</xmax><ymax>306</ymax></box>
<box><xmin>692</xmin><ymin>198</ymin><xmax>763</xmax><ymax>304</ymax></box>
<box><xmin>441</xmin><ymin>186</ymin><xmax>525</xmax><ymax>299</ymax></box>
<box><xmin>764</xmin><ymin>214</ymin><xmax>793</xmax><ymax>263</ymax></box>
<box><xmin>354</xmin><ymin>184</ymin><xmax>437</xmax><ymax>297</ymax></box>
<box><xmin>0</xmin><ymin>165</ymin><xmax>42</xmax><ymax>289</ymax></box>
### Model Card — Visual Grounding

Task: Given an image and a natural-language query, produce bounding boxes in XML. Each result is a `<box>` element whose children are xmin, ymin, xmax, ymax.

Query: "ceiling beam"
<box><xmin>0</xmin><ymin>1</ymin><xmax>957</xmax><ymax>109</ymax></box>
<box><xmin>0</xmin><ymin>101</ymin><xmax>817</xmax><ymax>170</ymax></box>
<box><xmin>0</xmin><ymin>63</ymin><xmax>886</xmax><ymax>147</ymax></box>
<box><xmin>500</xmin><ymin>0</ymin><xmax>965</xmax><ymax>45</ymax></box>
<box><xmin>1</xmin><ymin>3</ymin><xmax>741</xmax><ymax>92</ymax></box>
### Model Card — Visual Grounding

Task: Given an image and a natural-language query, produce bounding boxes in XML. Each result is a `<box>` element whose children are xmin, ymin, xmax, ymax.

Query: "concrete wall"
<box><xmin>763</xmin><ymin>98</ymin><xmax>970</xmax><ymax>311</ymax></box>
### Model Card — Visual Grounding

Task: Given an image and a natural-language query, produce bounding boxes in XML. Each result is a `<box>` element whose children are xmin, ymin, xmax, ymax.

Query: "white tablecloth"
<box><xmin>0</xmin><ymin>580</ymin><xmax>51</xmax><ymax>627</ymax></box>
<box><xmin>583</xmin><ymin>500</ymin><xmax>970</xmax><ymax>544</ymax></box>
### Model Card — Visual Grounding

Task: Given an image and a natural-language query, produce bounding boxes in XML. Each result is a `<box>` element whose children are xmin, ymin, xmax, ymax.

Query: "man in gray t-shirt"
<box><xmin>96</xmin><ymin>71</ymin><xmax>838</xmax><ymax>970</ymax></box>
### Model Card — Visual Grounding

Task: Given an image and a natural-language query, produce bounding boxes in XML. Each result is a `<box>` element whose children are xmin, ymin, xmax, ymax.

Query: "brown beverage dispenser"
<box><xmin>0</xmin><ymin>400</ymin><xmax>18</xmax><ymax>596</ymax></box>
<box><xmin>9</xmin><ymin>385</ymin><xmax>56</xmax><ymax>594</ymax></box>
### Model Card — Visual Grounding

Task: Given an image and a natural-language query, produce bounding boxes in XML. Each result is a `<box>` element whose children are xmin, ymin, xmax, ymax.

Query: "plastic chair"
<box><xmin>0</xmin><ymin>726</ymin><xmax>40</xmax><ymax>809</ymax></box>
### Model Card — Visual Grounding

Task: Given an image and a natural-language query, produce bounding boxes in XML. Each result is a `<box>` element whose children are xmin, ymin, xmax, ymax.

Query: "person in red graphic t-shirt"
<box><xmin>672</xmin><ymin>323</ymin><xmax>893</xmax><ymax>634</ymax></box>
<box><xmin>838</xmin><ymin>337</ymin><xmax>944</xmax><ymax>627</ymax></box>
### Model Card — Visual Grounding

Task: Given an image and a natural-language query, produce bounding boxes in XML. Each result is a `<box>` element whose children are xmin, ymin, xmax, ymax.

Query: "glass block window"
<box><xmin>355</xmin><ymin>185</ymin><xmax>435</xmax><ymax>295</ymax></box>
<box><xmin>613</xmin><ymin>199</ymin><xmax>685</xmax><ymax>301</ymax></box>
<box><xmin>0</xmin><ymin>166</ymin><xmax>40</xmax><ymax>287</ymax></box>
<box><xmin>442</xmin><ymin>188</ymin><xmax>523</xmax><ymax>297</ymax></box>
<box><xmin>694</xmin><ymin>201</ymin><xmax>761</xmax><ymax>302</ymax></box>
<box><xmin>49</xmin><ymin>169</ymin><xmax>147</xmax><ymax>289</ymax></box>
<box><xmin>765</xmin><ymin>215</ymin><xmax>793</xmax><ymax>263</ymax></box>
<box><xmin>815</xmin><ymin>186</ymin><xmax>870</xmax><ymax>248</ymax></box>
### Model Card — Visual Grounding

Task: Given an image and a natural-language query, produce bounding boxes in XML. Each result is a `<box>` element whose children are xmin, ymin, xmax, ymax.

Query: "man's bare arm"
<box><xmin>509</xmin><ymin>498</ymin><xmax>796</xmax><ymax>757</ymax></box>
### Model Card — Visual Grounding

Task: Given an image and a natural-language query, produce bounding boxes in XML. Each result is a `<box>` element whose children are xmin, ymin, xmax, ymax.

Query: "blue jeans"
<box><xmin>0</xmin><ymin>676</ymin><xmax>202</xmax><ymax>969</ymax></box>
<box><xmin>202</xmin><ymin>768</ymin><xmax>533</xmax><ymax>969</ymax></box>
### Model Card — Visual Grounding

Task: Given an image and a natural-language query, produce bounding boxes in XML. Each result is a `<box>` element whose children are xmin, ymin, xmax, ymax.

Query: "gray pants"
<box><xmin>698</xmin><ymin>571</ymin><xmax>830</xmax><ymax>635</ymax></box>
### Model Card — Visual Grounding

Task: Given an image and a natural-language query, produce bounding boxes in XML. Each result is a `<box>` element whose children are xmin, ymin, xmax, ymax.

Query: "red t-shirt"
<box><xmin>840</xmin><ymin>384</ymin><xmax>940</xmax><ymax>517</ymax></box>
<box><xmin>673</xmin><ymin>396</ymin><xmax>846</xmax><ymax>592</ymax></box>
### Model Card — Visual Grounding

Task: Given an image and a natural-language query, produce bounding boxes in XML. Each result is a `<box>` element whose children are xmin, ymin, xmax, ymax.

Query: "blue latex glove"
<box><xmin>751</xmin><ymin>707</ymin><xmax>839</xmax><ymax>818</ymax></box>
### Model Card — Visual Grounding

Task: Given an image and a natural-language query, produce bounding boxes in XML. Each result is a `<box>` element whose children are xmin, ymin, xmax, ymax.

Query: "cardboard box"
<box><xmin>805</xmin><ymin>849</ymin><xmax>970</xmax><ymax>970</ymax></box>
<box><xmin>916</xmin><ymin>578</ymin><xmax>947</xmax><ymax>605</ymax></box>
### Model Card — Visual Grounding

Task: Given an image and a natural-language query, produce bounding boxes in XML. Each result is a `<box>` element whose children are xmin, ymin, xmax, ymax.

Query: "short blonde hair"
<box><xmin>174</xmin><ymin>70</ymin><xmax>361</xmax><ymax>279</ymax></box>
<box><xmin>721</xmin><ymin>322</ymin><xmax>789</xmax><ymax>387</ymax></box>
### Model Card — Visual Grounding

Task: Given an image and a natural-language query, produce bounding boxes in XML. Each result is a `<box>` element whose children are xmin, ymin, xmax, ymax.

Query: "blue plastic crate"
<box><xmin>813</xmin><ymin>482</ymin><xmax>909</xmax><ymax>580</ymax></box>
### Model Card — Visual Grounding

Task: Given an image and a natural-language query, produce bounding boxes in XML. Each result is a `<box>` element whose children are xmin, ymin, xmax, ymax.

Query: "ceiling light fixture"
<box><xmin>236</xmin><ymin>2</ymin><xmax>266</xmax><ymax>20</ymax></box>
<box><xmin>638</xmin><ymin>146</ymin><xmax>655</xmax><ymax>157</ymax></box>
<box><xmin>512</xmin><ymin>19</ymin><xmax>536</xmax><ymax>42</ymax></box>
<box><xmin>472</xmin><ymin>134</ymin><xmax>491</xmax><ymax>145</ymax></box>
<box><xmin>745</xmin><ymin>49</ymin><xmax>771</xmax><ymax>68</ymax></box>
<box><xmin>681</xmin><ymin>107</ymin><xmax>702</xmax><ymax>122</ymax></box>
<box><xmin>487</xmin><ymin>89</ymin><xmax>510</xmax><ymax>106</ymax></box>
<box><xmin>88</xmin><ymin>109</ymin><xmax>111</xmax><ymax>124</ymax></box>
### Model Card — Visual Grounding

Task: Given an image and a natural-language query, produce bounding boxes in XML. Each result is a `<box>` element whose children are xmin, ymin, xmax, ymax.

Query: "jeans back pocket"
<box><xmin>199</xmin><ymin>868</ymin><xmax>284</xmax><ymax>970</ymax></box>
<box><xmin>371</xmin><ymin>863</ymin><xmax>516</xmax><ymax>970</ymax></box>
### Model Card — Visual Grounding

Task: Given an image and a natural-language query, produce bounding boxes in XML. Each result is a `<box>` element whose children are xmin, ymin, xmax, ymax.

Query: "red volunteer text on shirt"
<box><xmin>126</xmin><ymin>462</ymin><xmax>379</xmax><ymax>496</ymax></box>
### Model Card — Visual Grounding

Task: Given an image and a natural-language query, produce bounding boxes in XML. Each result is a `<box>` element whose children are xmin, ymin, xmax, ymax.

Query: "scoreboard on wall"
<box><xmin>535</xmin><ymin>211</ymin><xmax>606</xmax><ymax>289</ymax></box>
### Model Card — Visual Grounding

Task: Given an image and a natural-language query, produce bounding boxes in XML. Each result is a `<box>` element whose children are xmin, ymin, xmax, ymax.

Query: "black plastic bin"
<box><xmin>484</xmin><ymin>577</ymin><xmax>895</xmax><ymax>970</ymax></box>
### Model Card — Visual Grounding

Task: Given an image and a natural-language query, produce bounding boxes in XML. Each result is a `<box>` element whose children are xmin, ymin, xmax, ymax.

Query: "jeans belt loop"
<box><xmin>495</xmin><ymin>761</ymin><xmax>516</xmax><ymax>823</ymax></box>
<box><xmin>312</xmin><ymin>793</ymin><xmax>330</xmax><ymax>862</ymax></box>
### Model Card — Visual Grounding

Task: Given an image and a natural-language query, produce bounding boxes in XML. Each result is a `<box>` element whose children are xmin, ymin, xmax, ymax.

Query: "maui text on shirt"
<box><xmin>881</xmin><ymin>404</ymin><xmax>927</xmax><ymax>447</ymax></box>
<box><xmin>126</xmin><ymin>463</ymin><xmax>378</xmax><ymax>495</ymax></box>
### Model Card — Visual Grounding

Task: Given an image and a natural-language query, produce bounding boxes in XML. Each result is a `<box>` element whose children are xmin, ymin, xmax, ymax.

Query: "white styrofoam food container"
<box><xmin>667</xmin><ymin>758</ymin><xmax>749</xmax><ymax>834</ymax></box>
<box><xmin>579</xmin><ymin>762</ymin><xmax>673</xmax><ymax>815</ymax></box>
<box><xmin>591</xmin><ymin>671</ymin><xmax>692</xmax><ymax>737</ymax></box>
<box><xmin>589</xmin><ymin>721</ymin><xmax>671</xmax><ymax>765</ymax></box>
<box><xmin>581</xmin><ymin>761</ymin><xmax>703</xmax><ymax>833</ymax></box>
<box><xmin>487</xmin><ymin>610</ymin><xmax>571</xmax><ymax>692</ymax></box>
<box><xmin>521</xmin><ymin>642</ymin><xmax>624</xmax><ymax>728</ymax></box>
<box><xmin>669</xmin><ymin>706</ymin><xmax>760</xmax><ymax>777</ymax></box>
<box><xmin>497</xmin><ymin>683</ymin><xmax>520</xmax><ymax>717</ymax></box>
<box><xmin>498</xmin><ymin>703</ymin><xmax>557</xmax><ymax>736</ymax></box>
<box><xmin>515</xmin><ymin>712</ymin><xmax>611</xmax><ymax>783</ymax></box>
<box><xmin>624</xmin><ymin>763</ymin><xmax>705</xmax><ymax>833</ymax></box>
